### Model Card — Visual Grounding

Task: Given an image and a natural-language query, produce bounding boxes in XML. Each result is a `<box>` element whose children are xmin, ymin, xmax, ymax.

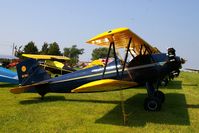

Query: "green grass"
<box><xmin>0</xmin><ymin>72</ymin><xmax>199</xmax><ymax>133</ymax></box>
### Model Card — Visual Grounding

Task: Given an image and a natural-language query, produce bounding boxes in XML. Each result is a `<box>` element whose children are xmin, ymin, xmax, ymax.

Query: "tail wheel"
<box><xmin>154</xmin><ymin>91</ymin><xmax>165</xmax><ymax>103</ymax></box>
<box><xmin>35</xmin><ymin>88</ymin><xmax>47</xmax><ymax>99</ymax></box>
<box><xmin>144</xmin><ymin>97</ymin><xmax>161</xmax><ymax>111</ymax></box>
<box><xmin>38</xmin><ymin>91</ymin><xmax>47</xmax><ymax>100</ymax></box>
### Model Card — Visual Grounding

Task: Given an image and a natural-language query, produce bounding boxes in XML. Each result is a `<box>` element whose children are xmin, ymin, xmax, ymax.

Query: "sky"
<box><xmin>0</xmin><ymin>0</ymin><xmax>198</xmax><ymax>69</ymax></box>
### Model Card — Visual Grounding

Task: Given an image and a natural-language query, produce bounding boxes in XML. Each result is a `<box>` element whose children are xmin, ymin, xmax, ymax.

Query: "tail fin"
<box><xmin>17</xmin><ymin>58</ymin><xmax>51</xmax><ymax>85</ymax></box>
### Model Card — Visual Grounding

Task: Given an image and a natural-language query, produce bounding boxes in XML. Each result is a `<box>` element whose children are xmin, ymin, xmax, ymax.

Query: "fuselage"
<box><xmin>37</xmin><ymin>53</ymin><xmax>180</xmax><ymax>93</ymax></box>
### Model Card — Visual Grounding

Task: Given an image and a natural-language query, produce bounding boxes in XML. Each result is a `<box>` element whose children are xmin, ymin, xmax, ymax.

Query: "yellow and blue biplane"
<box><xmin>10</xmin><ymin>28</ymin><xmax>184</xmax><ymax>111</ymax></box>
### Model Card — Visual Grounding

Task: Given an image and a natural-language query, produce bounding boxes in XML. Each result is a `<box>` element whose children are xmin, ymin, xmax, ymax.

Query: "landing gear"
<box><xmin>144</xmin><ymin>97</ymin><xmax>161</xmax><ymax>111</ymax></box>
<box><xmin>39</xmin><ymin>93</ymin><xmax>46</xmax><ymax>100</ymax></box>
<box><xmin>160</xmin><ymin>78</ymin><xmax>169</xmax><ymax>87</ymax></box>
<box><xmin>36</xmin><ymin>87</ymin><xmax>47</xmax><ymax>100</ymax></box>
<box><xmin>154</xmin><ymin>91</ymin><xmax>165</xmax><ymax>103</ymax></box>
<box><xmin>144</xmin><ymin>81</ymin><xmax>165</xmax><ymax>111</ymax></box>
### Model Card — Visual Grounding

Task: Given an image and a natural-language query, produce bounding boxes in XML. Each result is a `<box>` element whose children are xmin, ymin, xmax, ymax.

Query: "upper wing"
<box><xmin>86</xmin><ymin>27</ymin><xmax>160</xmax><ymax>55</ymax></box>
<box><xmin>71</xmin><ymin>79</ymin><xmax>138</xmax><ymax>93</ymax></box>
<box><xmin>22</xmin><ymin>54</ymin><xmax>70</xmax><ymax>61</ymax></box>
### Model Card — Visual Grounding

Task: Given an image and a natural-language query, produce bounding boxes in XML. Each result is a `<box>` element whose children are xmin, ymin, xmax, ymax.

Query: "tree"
<box><xmin>91</xmin><ymin>47</ymin><xmax>114</xmax><ymax>60</ymax></box>
<box><xmin>47</xmin><ymin>42</ymin><xmax>61</xmax><ymax>55</ymax></box>
<box><xmin>40</xmin><ymin>42</ymin><xmax>49</xmax><ymax>54</ymax></box>
<box><xmin>23</xmin><ymin>41</ymin><xmax>38</xmax><ymax>54</ymax></box>
<box><xmin>63</xmin><ymin>45</ymin><xmax>84</xmax><ymax>66</ymax></box>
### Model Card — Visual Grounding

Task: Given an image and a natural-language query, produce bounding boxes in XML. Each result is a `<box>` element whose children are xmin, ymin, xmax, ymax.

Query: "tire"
<box><xmin>144</xmin><ymin>97</ymin><xmax>161</xmax><ymax>111</ymax></box>
<box><xmin>155</xmin><ymin>91</ymin><xmax>165</xmax><ymax>103</ymax></box>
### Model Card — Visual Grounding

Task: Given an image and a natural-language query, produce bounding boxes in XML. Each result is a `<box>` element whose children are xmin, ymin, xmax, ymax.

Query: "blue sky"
<box><xmin>0</xmin><ymin>0</ymin><xmax>198</xmax><ymax>69</ymax></box>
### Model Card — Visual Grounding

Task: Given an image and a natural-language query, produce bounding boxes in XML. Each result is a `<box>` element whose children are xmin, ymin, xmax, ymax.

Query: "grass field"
<box><xmin>0</xmin><ymin>72</ymin><xmax>199</xmax><ymax>133</ymax></box>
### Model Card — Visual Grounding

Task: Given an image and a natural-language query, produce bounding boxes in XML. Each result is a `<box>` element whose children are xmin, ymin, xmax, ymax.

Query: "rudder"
<box><xmin>17</xmin><ymin>58</ymin><xmax>51</xmax><ymax>85</ymax></box>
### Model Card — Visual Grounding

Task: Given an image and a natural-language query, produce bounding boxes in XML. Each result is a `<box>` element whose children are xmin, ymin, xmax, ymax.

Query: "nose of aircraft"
<box><xmin>167</xmin><ymin>48</ymin><xmax>185</xmax><ymax>78</ymax></box>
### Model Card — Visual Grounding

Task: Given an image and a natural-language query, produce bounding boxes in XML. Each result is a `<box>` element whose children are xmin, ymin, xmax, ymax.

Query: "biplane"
<box><xmin>10</xmin><ymin>28</ymin><xmax>184</xmax><ymax>111</ymax></box>
<box><xmin>22</xmin><ymin>54</ymin><xmax>75</xmax><ymax>75</ymax></box>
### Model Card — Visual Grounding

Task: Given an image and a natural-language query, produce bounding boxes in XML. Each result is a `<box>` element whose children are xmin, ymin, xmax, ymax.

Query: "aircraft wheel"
<box><xmin>144</xmin><ymin>97</ymin><xmax>161</xmax><ymax>111</ymax></box>
<box><xmin>36</xmin><ymin>88</ymin><xmax>47</xmax><ymax>100</ymax></box>
<box><xmin>38</xmin><ymin>91</ymin><xmax>46</xmax><ymax>100</ymax></box>
<box><xmin>154</xmin><ymin>91</ymin><xmax>165</xmax><ymax>103</ymax></box>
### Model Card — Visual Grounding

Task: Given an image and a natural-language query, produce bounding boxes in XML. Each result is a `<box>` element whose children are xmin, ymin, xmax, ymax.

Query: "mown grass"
<box><xmin>0</xmin><ymin>72</ymin><xmax>199</xmax><ymax>133</ymax></box>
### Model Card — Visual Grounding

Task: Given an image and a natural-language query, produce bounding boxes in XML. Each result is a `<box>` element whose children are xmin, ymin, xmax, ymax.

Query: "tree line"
<box><xmin>15</xmin><ymin>41</ymin><xmax>113</xmax><ymax>66</ymax></box>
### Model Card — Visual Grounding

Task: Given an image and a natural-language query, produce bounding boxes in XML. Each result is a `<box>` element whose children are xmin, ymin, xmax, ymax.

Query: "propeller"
<box><xmin>167</xmin><ymin>47</ymin><xmax>185</xmax><ymax>78</ymax></box>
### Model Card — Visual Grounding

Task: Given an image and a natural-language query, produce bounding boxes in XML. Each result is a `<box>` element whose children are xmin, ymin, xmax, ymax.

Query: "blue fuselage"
<box><xmin>38</xmin><ymin>53</ymin><xmax>176</xmax><ymax>93</ymax></box>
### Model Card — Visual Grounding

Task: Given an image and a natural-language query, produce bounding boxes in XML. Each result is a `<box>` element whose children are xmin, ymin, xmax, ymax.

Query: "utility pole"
<box><xmin>12</xmin><ymin>43</ymin><xmax>15</xmax><ymax>56</ymax></box>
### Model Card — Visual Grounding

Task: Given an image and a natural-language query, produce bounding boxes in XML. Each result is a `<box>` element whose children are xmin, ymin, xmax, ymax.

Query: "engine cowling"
<box><xmin>167</xmin><ymin>48</ymin><xmax>184</xmax><ymax>79</ymax></box>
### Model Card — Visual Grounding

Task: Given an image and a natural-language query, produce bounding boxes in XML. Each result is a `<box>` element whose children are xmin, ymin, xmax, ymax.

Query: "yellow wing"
<box><xmin>86</xmin><ymin>27</ymin><xmax>160</xmax><ymax>55</ymax></box>
<box><xmin>83</xmin><ymin>59</ymin><xmax>104</xmax><ymax>69</ymax></box>
<box><xmin>22</xmin><ymin>54</ymin><xmax>70</xmax><ymax>61</ymax></box>
<box><xmin>44</xmin><ymin>60</ymin><xmax>64</xmax><ymax>69</ymax></box>
<box><xmin>71</xmin><ymin>79</ymin><xmax>138</xmax><ymax>93</ymax></box>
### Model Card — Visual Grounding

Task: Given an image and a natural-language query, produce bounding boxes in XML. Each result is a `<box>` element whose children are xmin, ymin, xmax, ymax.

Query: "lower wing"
<box><xmin>72</xmin><ymin>79</ymin><xmax>138</xmax><ymax>93</ymax></box>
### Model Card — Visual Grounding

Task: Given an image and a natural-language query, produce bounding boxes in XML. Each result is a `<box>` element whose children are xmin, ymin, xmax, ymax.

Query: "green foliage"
<box><xmin>23</xmin><ymin>41</ymin><xmax>38</xmax><ymax>54</ymax></box>
<box><xmin>40</xmin><ymin>42</ymin><xmax>49</xmax><ymax>54</ymax></box>
<box><xmin>64</xmin><ymin>45</ymin><xmax>84</xmax><ymax>66</ymax></box>
<box><xmin>91</xmin><ymin>47</ymin><xmax>114</xmax><ymax>60</ymax></box>
<box><xmin>47</xmin><ymin>42</ymin><xmax>61</xmax><ymax>55</ymax></box>
<box><xmin>0</xmin><ymin>72</ymin><xmax>199</xmax><ymax>132</ymax></box>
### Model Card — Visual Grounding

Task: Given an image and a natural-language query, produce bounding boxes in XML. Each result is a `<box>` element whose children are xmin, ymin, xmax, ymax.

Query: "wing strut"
<box><xmin>112</xmin><ymin>42</ymin><xmax>119</xmax><ymax>78</ymax></box>
<box><xmin>121</xmin><ymin>38</ymin><xmax>132</xmax><ymax>79</ymax></box>
<box><xmin>102</xmin><ymin>42</ymin><xmax>113</xmax><ymax>78</ymax></box>
<box><xmin>102</xmin><ymin>41</ymin><xmax>120</xmax><ymax>78</ymax></box>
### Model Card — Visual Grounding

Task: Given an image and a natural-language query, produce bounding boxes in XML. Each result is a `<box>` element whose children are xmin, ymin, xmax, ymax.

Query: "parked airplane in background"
<box><xmin>0</xmin><ymin>55</ymin><xmax>19</xmax><ymax>84</ymax></box>
<box><xmin>185</xmin><ymin>68</ymin><xmax>199</xmax><ymax>73</ymax></box>
<box><xmin>10</xmin><ymin>27</ymin><xmax>184</xmax><ymax>111</ymax></box>
<box><xmin>22</xmin><ymin>54</ymin><xmax>75</xmax><ymax>75</ymax></box>
<box><xmin>0</xmin><ymin>55</ymin><xmax>19</xmax><ymax>68</ymax></box>
<box><xmin>0</xmin><ymin>67</ymin><xmax>18</xmax><ymax>84</ymax></box>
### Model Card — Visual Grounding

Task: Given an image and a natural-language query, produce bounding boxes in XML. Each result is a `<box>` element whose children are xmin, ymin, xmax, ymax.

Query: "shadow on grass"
<box><xmin>19</xmin><ymin>93</ymin><xmax>191</xmax><ymax>127</ymax></box>
<box><xmin>63</xmin><ymin>99</ymin><xmax>120</xmax><ymax>104</ymax></box>
<box><xmin>20</xmin><ymin>96</ymin><xmax>66</xmax><ymax>104</ymax></box>
<box><xmin>0</xmin><ymin>83</ymin><xmax>17</xmax><ymax>88</ymax></box>
<box><xmin>182</xmin><ymin>83</ymin><xmax>198</xmax><ymax>87</ymax></box>
<box><xmin>162</xmin><ymin>80</ymin><xmax>182</xmax><ymax>89</ymax></box>
<box><xmin>187</xmin><ymin>104</ymin><xmax>199</xmax><ymax>108</ymax></box>
<box><xmin>20</xmin><ymin>95</ymin><xmax>120</xmax><ymax>105</ymax></box>
<box><xmin>96</xmin><ymin>93</ymin><xmax>190</xmax><ymax>127</ymax></box>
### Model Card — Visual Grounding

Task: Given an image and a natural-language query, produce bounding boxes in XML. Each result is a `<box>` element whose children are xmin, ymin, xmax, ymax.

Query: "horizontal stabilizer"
<box><xmin>10</xmin><ymin>82</ymin><xmax>48</xmax><ymax>94</ymax></box>
<box><xmin>71</xmin><ymin>79</ymin><xmax>138</xmax><ymax>93</ymax></box>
